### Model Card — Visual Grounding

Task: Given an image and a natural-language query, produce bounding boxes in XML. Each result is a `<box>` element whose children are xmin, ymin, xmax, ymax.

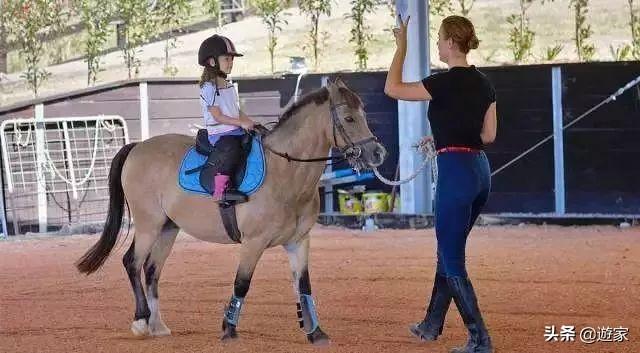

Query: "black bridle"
<box><xmin>260</xmin><ymin>99</ymin><xmax>378</xmax><ymax>164</ymax></box>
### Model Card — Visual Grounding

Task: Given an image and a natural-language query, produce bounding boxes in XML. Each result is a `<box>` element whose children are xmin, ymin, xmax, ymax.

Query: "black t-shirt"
<box><xmin>422</xmin><ymin>66</ymin><xmax>496</xmax><ymax>150</ymax></box>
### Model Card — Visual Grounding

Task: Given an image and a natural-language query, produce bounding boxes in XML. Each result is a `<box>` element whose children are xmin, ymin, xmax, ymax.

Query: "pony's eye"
<box><xmin>344</xmin><ymin>116</ymin><xmax>355</xmax><ymax>123</ymax></box>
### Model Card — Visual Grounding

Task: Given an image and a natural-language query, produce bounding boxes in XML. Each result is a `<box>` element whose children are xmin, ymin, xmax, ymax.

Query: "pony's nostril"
<box><xmin>369</xmin><ymin>151</ymin><xmax>385</xmax><ymax>167</ymax></box>
<box><xmin>374</xmin><ymin>144</ymin><xmax>387</xmax><ymax>163</ymax></box>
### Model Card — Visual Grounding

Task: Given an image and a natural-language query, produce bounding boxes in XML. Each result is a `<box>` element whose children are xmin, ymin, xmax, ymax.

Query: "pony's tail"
<box><xmin>76</xmin><ymin>143</ymin><xmax>137</xmax><ymax>274</ymax></box>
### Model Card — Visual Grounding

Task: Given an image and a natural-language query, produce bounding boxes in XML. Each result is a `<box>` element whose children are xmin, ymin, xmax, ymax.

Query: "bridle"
<box><xmin>260</xmin><ymin>98</ymin><xmax>378</xmax><ymax>164</ymax></box>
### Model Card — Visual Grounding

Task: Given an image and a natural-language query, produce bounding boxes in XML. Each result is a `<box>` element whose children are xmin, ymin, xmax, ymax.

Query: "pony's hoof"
<box><xmin>149</xmin><ymin>320</ymin><xmax>172</xmax><ymax>337</ymax></box>
<box><xmin>307</xmin><ymin>327</ymin><xmax>330</xmax><ymax>346</ymax></box>
<box><xmin>220</xmin><ymin>328</ymin><xmax>238</xmax><ymax>341</ymax></box>
<box><xmin>131</xmin><ymin>319</ymin><xmax>149</xmax><ymax>337</ymax></box>
<box><xmin>220</xmin><ymin>320</ymin><xmax>238</xmax><ymax>341</ymax></box>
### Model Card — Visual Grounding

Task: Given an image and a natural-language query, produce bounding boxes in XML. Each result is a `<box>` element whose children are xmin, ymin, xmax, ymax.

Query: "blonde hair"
<box><xmin>441</xmin><ymin>15</ymin><xmax>480</xmax><ymax>54</ymax></box>
<box><xmin>198</xmin><ymin>66</ymin><xmax>221</xmax><ymax>88</ymax></box>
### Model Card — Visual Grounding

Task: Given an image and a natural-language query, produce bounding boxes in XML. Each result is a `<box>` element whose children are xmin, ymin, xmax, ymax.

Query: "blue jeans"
<box><xmin>434</xmin><ymin>151</ymin><xmax>491</xmax><ymax>278</ymax></box>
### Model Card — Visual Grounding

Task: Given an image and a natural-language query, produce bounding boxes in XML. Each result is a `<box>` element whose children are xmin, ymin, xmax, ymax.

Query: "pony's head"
<box><xmin>325</xmin><ymin>78</ymin><xmax>387</xmax><ymax>170</ymax></box>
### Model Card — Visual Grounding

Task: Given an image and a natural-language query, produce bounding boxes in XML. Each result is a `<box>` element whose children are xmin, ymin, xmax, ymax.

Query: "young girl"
<box><xmin>385</xmin><ymin>15</ymin><xmax>497</xmax><ymax>353</ymax></box>
<box><xmin>198</xmin><ymin>34</ymin><xmax>256</xmax><ymax>202</ymax></box>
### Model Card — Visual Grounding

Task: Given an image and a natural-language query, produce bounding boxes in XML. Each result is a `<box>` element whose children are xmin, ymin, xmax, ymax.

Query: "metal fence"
<box><xmin>0</xmin><ymin>115</ymin><xmax>129</xmax><ymax>236</ymax></box>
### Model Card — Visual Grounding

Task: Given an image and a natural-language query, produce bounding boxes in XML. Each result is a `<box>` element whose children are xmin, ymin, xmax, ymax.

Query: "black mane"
<box><xmin>271</xmin><ymin>85</ymin><xmax>363</xmax><ymax>132</ymax></box>
<box><xmin>273</xmin><ymin>87</ymin><xmax>330</xmax><ymax>130</ymax></box>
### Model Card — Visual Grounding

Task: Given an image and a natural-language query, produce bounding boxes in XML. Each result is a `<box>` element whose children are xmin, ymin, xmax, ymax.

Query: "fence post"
<box><xmin>35</xmin><ymin>104</ymin><xmax>48</xmax><ymax>232</ymax></box>
<box><xmin>140</xmin><ymin>82</ymin><xmax>150</xmax><ymax>140</ymax></box>
<box><xmin>552</xmin><ymin>66</ymin><xmax>566</xmax><ymax>215</ymax></box>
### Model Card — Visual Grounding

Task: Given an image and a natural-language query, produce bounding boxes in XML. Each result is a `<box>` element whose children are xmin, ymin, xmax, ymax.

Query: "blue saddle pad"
<box><xmin>178</xmin><ymin>136</ymin><xmax>266</xmax><ymax>196</ymax></box>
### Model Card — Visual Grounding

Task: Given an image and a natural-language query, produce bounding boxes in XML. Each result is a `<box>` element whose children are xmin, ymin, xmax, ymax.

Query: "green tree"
<box><xmin>570</xmin><ymin>0</ymin><xmax>595</xmax><ymax>61</ymax></box>
<box><xmin>252</xmin><ymin>0</ymin><xmax>291</xmax><ymax>74</ymax></box>
<box><xmin>431</xmin><ymin>0</ymin><xmax>453</xmax><ymax>16</ymax></box>
<box><xmin>298</xmin><ymin>0</ymin><xmax>332</xmax><ymax>69</ymax></box>
<box><xmin>507</xmin><ymin>0</ymin><xmax>536</xmax><ymax>62</ymax></box>
<box><xmin>114</xmin><ymin>0</ymin><xmax>156</xmax><ymax>79</ymax></box>
<box><xmin>74</xmin><ymin>0</ymin><xmax>113</xmax><ymax>85</ymax></box>
<box><xmin>610</xmin><ymin>44</ymin><xmax>631</xmax><ymax>60</ymax></box>
<box><xmin>0</xmin><ymin>1</ymin><xmax>8</xmax><ymax>74</ymax></box>
<box><xmin>3</xmin><ymin>0</ymin><xmax>67</xmax><ymax>96</ymax></box>
<box><xmin>454</xmin><ymin>0</ymin><xmax>474</xmax><ymax>16</ymax></box>
<box><xmin>347</xmin><ymin>0</ymin><xmax>376</xmax><ymax>70</ymax></box>
<box><xmin>155</xmin><ymin>0</ymin><xmax>192</xmax><ymax>76</ymax></box>
<box><xmin>203</xmin><ymin>0</ymin><xmax>221</xmax><ymax>25</ymax></box>
<box><xmin>628</xmin><ymin>0</ymin><xmax>640</xmax><ymax>59</ymax></box>
<box><xmin>542</xmin><ymin>44</ymin><xmax>564</xmax><ymax>61</ymax></box>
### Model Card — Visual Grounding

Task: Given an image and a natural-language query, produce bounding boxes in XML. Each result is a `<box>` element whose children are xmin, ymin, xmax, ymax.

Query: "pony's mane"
<box><xmin>271</xmin><ymin>84</ymin><xmax>363</xmax><ymax>132</ymax></box>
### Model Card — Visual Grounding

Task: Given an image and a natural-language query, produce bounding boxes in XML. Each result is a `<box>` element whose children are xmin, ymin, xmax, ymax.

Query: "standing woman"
<box><xmin>384</xmin><ymin>15</ymin><xmax>497</xmax><ymax>353</ymax></box>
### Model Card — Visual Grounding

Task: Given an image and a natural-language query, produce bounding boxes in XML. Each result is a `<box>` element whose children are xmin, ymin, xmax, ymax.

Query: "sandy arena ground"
<box><xmin>1</xmin><ymin>225</ymin><xmax>639</xmax><ymax>353</ymax></box>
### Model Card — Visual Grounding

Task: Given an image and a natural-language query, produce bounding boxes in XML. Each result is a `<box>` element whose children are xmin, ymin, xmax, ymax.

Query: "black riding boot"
<box><xmin>447</xmin><ymin>276</ymin><xmax>493</xmax><ymax>353</ymax></box>
<box><xmin>213</xmin><ymin>174</ymin><xmax>248</xmax><ymax>203</ymax></box>
<box><xmin>409</xmin><ymin>273</ymin><xmax>452</xmax><ymax>341</ymax></box>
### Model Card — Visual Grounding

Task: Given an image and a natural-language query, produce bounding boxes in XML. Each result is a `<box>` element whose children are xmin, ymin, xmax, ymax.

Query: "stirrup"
<box><xmin>225</xmin><ymin>190</ymin><xmax>248</xmax><ymax>202</ymax></box>
<box><xmin>215</xmin><ymin>190</ymin><xmax>248</xmax><ymax>203</ymax></box>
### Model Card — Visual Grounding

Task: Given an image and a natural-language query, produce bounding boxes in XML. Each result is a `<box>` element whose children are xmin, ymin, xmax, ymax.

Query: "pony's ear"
<box><xmin>325</xmin><ymin>78</ymin><xmax>338</xmax><ymax>95</ymax></box>
<box><xmin>325</xmin><ymin>79</ymin><xmax>334</xmax><ymax>89</ymax></box>
<box><xmin>334</xmin><ymin>76</ymin><xmax>347</xmax><ymax>88</ymax></box>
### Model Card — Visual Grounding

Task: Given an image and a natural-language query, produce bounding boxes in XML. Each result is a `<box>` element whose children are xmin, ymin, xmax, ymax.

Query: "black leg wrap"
<box><xmin>298</xmin><ymin>268</ymin><xmax>312</xmax><ymax>295</ymax></box>
<box><xmin>123</xmin><ymin>242</ymin><xmax>150</xmax><ymax>322</ymax></box>
<box><xmin>234</xmin><ymin>277</ymin><xmax>251</xmax><ymax>298</ymax></box>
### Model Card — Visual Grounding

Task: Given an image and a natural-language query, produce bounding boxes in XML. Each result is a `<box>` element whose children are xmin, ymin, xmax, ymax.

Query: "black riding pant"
<box><xmin>209</xmin><ymin>135</ymin><xmax>244</xmax><ymax>175</ymax></box>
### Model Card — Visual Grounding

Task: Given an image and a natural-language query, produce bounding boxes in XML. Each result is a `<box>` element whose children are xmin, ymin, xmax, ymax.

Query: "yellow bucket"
<box><xmin>363</xmin><ymin>192</ymin><xmax>389</xmax><ymax>214</ymax></box>
<box><xmin>387</xmin><ymin>194</ymin><xmax>400</xmax><ymax>212</ymax></box>
<box><xmin>338</xmin><ymin>190</ymin><xmax>363</xmax><ymax>215</ymax></box>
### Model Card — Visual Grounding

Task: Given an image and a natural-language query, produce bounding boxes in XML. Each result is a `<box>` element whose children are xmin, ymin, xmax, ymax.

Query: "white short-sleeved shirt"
<box><xmin>200</xmin><ymin>81</ymin><xmax>241</xmax><ymax>135</ymax></box>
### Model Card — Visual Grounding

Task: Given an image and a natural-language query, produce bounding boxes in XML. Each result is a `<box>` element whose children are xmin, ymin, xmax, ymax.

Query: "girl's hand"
<box><xmin>392</xmin><ymin>15</ymin><xmax>410</xmax><ymax>49</ymax></box>
<box><xmin>239</xmin><ymin>117</ymin><xmax>256</xmax><ymax>131</ymax></box>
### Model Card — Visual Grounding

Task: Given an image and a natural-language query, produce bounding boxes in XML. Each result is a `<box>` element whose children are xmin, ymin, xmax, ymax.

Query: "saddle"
<box><xmin>193</xmin><ymin>128</ymin><xmax>253</xmax><ymax>194</ymax></box>
<box><xmin>181</xmin><ymin>129</ymin><xmax>266</xmax><ymax>243</ymax></box>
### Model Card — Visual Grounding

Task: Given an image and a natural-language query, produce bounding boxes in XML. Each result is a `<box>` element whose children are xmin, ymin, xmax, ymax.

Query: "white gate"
<box><xmin>0</xmin><ymin>115</ymin><xmax>129</xmax><ymax>236</ymax></box>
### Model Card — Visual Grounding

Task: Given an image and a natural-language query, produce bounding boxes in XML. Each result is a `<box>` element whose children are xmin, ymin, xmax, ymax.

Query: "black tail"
<box><xmin>76</xmin><ymin>143</ymin><xmax>138</xmax><ymax>274</ymax></box>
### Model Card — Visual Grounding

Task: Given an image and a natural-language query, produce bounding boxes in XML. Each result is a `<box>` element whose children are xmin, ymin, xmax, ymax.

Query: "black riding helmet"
<box><xmin>198</xmin><ymin>34</ymin><xmax>243</xmax><ymax>67</ymax></box>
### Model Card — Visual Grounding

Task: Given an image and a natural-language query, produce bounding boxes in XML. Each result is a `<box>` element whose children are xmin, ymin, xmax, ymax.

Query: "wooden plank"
<box><xmin>149</xmin><ymin>99</ymin><xmax>201</xmax><ymax>120</ymax></box>
<box><xmin>0</xmin><ymin>106</ymin><xmax>35</xmax><ymax>120</ymax></box>
<box><xmin>241</xmin><ymin>94</ymin><xmax>282</xmax><ymax>116</ymax></box>
<box><xmin>43</xmin><ymin>100</ymin><xmax>140</xmax><ymax>120</ymax></box>
<box><xmin>484</xmin><ymin>192</ymin><xmax>555</xmax><ymax>213</ymax></box>
<box><xmin>148</xmin><ymin>82</ymin><xmax>199</xmax><ymax>100</ymax></box>
<box><xmin>148</xmin><ymin>98</ymin><xmax>282</xmax><ymax>120</ymax></box>
<box><xmin>566</xmin><ymin>192</ymin><xmax>640</xmax><ymax>213</ymax></box>
<box><xmin>71</xmin><ymin>85</ymin><xmax>141</xmax><ymax>102</ymax></box>
<box><xmin>359</xmin><ymin>94</ymin><xmax>398</xmax><ymax>113</ymax></box>
<box><xmin>148</xmin><ymin>92</ymin><xmax>282</xmax><ymax>119</ymax></box>
<box><xmin>149</xmin><ymin>117</ymin><xmax>201</xmax><ymax>137</ymax></box>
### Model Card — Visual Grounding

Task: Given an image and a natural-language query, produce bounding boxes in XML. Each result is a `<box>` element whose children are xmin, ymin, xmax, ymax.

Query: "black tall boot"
<box><xmin>447</xmin><ymin>276</ymin><xmax>493</xmax><ymax>353</ymax></box>
<box><xmin>409</xmin><ymin>273</ymin><xmax>452</xmax><ymax>341</ymax></box>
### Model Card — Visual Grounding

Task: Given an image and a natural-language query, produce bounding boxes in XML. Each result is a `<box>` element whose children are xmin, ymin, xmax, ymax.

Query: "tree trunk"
<box><xmin>0</xmin><ymin>21</ymin><xmax>7</xmax><ymax>74</ymax></box>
